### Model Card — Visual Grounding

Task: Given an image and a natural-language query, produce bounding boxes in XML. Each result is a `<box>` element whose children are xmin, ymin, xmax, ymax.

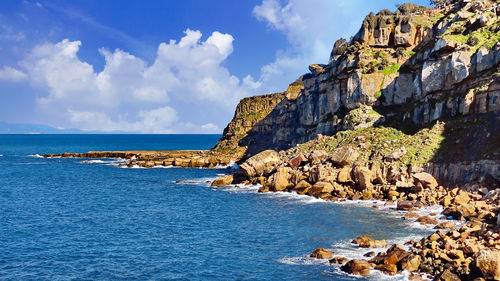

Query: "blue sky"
<box><xmin>0</xmin><ymin>0</ymin><xmax>428</xmax><ymax>133</ymax></box>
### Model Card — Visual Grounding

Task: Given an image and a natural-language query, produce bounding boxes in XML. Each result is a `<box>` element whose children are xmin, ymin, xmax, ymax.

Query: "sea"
<box><xmin>0</xmin><ymin>134</ymin><xmax>442</xmax><ymax>281</ymax></box>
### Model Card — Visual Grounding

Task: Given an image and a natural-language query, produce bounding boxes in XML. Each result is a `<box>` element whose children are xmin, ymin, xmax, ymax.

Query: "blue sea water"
<box><xmin>0</xmin><ymin>135</ymin><xmax>435</xmax><ymax>281</ymax></box>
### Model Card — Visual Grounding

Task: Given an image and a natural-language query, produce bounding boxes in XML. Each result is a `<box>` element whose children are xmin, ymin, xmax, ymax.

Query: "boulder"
<box><xmin>308</xmin><ymin>150</ymin><xmax>328</xmax><ymax>164</ymax></box>
<box><xmin>309</xmin><ymin>166</ymin><xmax>328</xmax><ymax>183</ymax></box>
<box><xmin>211</xmin><ymin>175</ymin><xmax>234</xmax><ymax>187</ymax></box>
<box><xmin>400</xmin><ymin>254</ymin><xmax>421</xmax><ymax>272</ymax></box>
<box><xmin>397</xmin><ymin>200</ymin><xmax>414</xmax><ymax>211</ymax></box>
<box><xmin>289</xmin><ymin>154</ymin><xmax>307</xmax><ymax>169</ymax></box>
<box><xmin>385</xmin><ymin>147</ymin><xmax>407</xmax><ymax>161</ymax></box>
<box><xmin>309</xmin><ymin>182</ymin><xmax>334</xmax><ymax>197</ymax></box>
<box><xmin>404</xmin><ymin>212</ymin><xmax>420</xmax><ymax>220</ymax></box>
<box><xmin>416</xmin><ymin>216</ymin><xmax>438</xmax><ymax>225</ymax></box>
<box><xmin>331</xmin><ymin>146</ymin><xmax>358</xmax><ymax>166</ymax></box>
<box><xmin>341</xmin><ymin>259</ymin><xmax>371</xmax><ymax>277</ymax></box>
<box><xmin>434</xmin><ymin>221</ymin><xmax>455</xmax><ymax>229</ymax></box>
<box><xmin>354</xmin><ymin>166</ymin><xmax>372</xmax><ymax>190</ymax></box>
<box><xmin>329</xmin><ymin>256</ymin><xmax>349</xmax><ymax>265</ymax></box>
<box><xmin>352</xmin><ymin>236</ymin><xmax>387</xmax><ymax>248</ymax></box>
<box><xmin>240</xmin><ymin>150</ymin><xmax>281</xmax><ymax>178</ymax></box>
<box><xmin>412</xmin><ymin>172</ymin><xmax>438</xmax><ymax>189</ymax></box>
<box><xmin>453</xmin><ymin>190</ymin><xmax>471</xmax><ymax>205</ymax></box>
<box><xmin>434</xmin><ymin>269</ymin><xmax>461</xmax><ymax>281</ymax></box>
<box><xmin>475</xmin><ymin>250</ymin><xmax>500</xmax><ymax>280</ymax></box>
<box><xmin>267</xmin><ymin>167</ymin><xmax>292</xmax><ymax>191</ymax></box>
<box><xmin>292</xmin><ymin>180</ymin><xmax>312</xmax><ymax>195</ymax></box>
<box><xmin>337</xmin><ymin>166</ymin><xmax>352</xmax><ymax>183</ymax></box>
<box><xmin>310</xmin><ymin>248</ymin><xmax>333</xmax><ymax>259</ymax></box>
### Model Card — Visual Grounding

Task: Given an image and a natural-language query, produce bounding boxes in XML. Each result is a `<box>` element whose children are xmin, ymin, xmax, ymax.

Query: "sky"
<box><xmin>0</xmin><ymin>0</ymin><xmax>428</xmax><ymax>133</ymax></box>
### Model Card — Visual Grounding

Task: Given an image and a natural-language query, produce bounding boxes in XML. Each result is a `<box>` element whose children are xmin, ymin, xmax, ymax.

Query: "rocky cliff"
<box><xmin>214</xmin><ymin>0</ymin><xmax>500</xmax><ymax>185</ymax></box>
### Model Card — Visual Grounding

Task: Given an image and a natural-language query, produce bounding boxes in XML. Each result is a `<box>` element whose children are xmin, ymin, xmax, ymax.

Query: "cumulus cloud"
<box><xmin>0</xmin><ymin>66</ymin><xmax>28</xmax><ymax>82</ymax></box>
<box><xmin>10</xmin><ymin>29</ymin><xmax>256</xmax><ymax>133</ymax></box>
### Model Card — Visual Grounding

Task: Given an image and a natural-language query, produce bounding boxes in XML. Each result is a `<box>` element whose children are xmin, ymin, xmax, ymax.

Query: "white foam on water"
<box><xmin>211</xmin><ymin>161</ymin><xmax>239</xmax><ymax>170</ymax></box>
<box><xmin>213</xmin><ymin>184</ymin><xmax>260</xmax><ymax>194</ymax></box>
<box><xmin>0</xmin><ymin>154</ymin><xmax>3</xmax><ymax>157</ymax></box>
<box><xmin>278</xmin><ymin>256</ymin><xmax>329</xmax><ymax>266</ymax></box>
<box><xmin>80</xmin><ymin>160</ymin><xmax>106</xmax><ymax>164</ymax></box>
<box><xmin>152</xmin><ymin>165</ymin><xmax>175</xmax><ymax>168</ymax></box>
<box><xmin>28</xmin><ymin>154</ymin><xmax>44</xmax><ymax>158</ymax></box>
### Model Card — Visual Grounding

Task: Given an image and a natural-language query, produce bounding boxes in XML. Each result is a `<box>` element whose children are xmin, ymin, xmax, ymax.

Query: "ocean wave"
<box><xmin>211</xmin><ymin>161</ymin><xmax>239</xmax><ymax>170</ymax></box>
<box><xmin>278</xmin><ymin>256</ymin><xmax>329</xmax><ymax>266</ymax></box>
<box><xmin>28</xmin><ymin>154</ymin><xmax>45</xmax><ymax>158</ymax></box>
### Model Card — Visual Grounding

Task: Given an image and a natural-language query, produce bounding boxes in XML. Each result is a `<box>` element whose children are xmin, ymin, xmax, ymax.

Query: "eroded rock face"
<box><xmin>240</xmin><ymin>150</ymin><xmax>281</xmax><ymax>178</ymax></box>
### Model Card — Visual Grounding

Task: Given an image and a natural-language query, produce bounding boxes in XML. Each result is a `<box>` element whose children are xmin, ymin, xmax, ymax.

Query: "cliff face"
<box><xmin>214</xmin><ymin>0</ymin><xmax>500</xmax><ymax>183</ymax></box>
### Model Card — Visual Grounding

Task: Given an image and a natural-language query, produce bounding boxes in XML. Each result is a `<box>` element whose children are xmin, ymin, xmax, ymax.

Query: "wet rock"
<box><xmin>412</xmin><ymin>172</ymin><xmax>438</xmax><ymax>189</ymax></box>
<box><xmin>341</xmin><ymin>259</ymin><xmax>371</xmax><ymax>277</ymax></box>
<box><xmin>309</xmin><ymin>182</ymin><xmax>334</xmax><ymax>197</ymax></box>
<box><xmin>352</xmin><ymin>236</ymin><xmax>387</xmax><ymax>248</ymax></box>
<box><xmin>240</xmin><ymin>150</ymin><xmax>281</xmax><ymax>178</ymax></box>
<box><xmin>416</xmin><ymin>216</ymin><xmax>438</xmax><ymax>225</ymax></box>
<box><xmin>310</xmin><ymin>248</ymin><xmax>333</xmax><ymax>259</ymax></box>
<box><xmin>397</xmin><ymin>200</ymin><xmax>414</xmax><ymax>211</ymax></box>
<box><xmin>435</xmin><ymin>221</ymin><xmax>456</xmax><ymax>229</ymax></box>
<box><xmin>329</xmin><ymin>256</ymin><xmax>349</xmax><ymax>265</ymax></box>
<box><xmin>292</xmin><ymin>180</ymin><xmax>312</xmax><ymax>195</ymax></box>
<box><xmin>331</xmin><ymin>146</ymin><xmax>358</xmax><ymax>166</ymax></box>
<box><xmin>404</xmin><ymin>212</ymin><xmax>420</xmax><ymax>220</ymax></box>
<box><xmin>475</xmin><ymin>250</ymin><xmax>500</xmax><ymax>280</ymax></box>
<box><xmin>364</xmin><ymin>251</ymin><xmax>376</xmax><ymax>257</ymax></box>
<box><xmin>211</xmin><ymin>175</ymin><xmax>234</xmax><ymax>187</ymax></box>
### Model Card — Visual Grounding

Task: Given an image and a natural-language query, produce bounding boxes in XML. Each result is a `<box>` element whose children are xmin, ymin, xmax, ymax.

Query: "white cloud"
<box><xmin>12</xmin><ymin>29</ymin><xmax>255</xmax><ymax>133</ymax></box>
<box><xmin>0</xmin><ymin>66</ymin><xmax>28</xmax><ymax>82</ymax></box>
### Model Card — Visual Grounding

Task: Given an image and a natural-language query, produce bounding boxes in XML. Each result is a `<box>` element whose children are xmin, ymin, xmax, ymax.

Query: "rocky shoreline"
<box><xmin>43</xmin><ymin>150</ymin><xmax>241</xmax><ymax>169</ymax></box>
<box><xmin>211</xmin><ymin>148</ymin><xmax>500</xmax><ymax>280</ymax></box>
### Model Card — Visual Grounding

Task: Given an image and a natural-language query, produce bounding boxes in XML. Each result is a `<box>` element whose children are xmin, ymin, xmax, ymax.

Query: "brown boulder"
<box><xmin>434</xmin><ymin>221</ymin><xmax>455</xmax><ymax>229</ymax></box>
<box><xmin>475</xmin><ymin>250</ymin><xmax>500</xmax><ymax>280</ymax></box>
<box><xmin>400</xmin><ymin>254</ymin><xmax>421</xmax><ymax>272</ymax></box>
<box><xmin>308</xmin><ymin>150</ymin><xmax>328</xmax><ymax>164</ymax></box>
<box><xmin>434</xmin><ymin>269</ymin><xmax>461</xmax><ymax>281</ymax></box>
<box><xmin>292</xmin><ymin>180</ymin><xmax>312</xmax><ymax>195</ymax></box>
<box><xmin>412</xmin><ymin>172</ymin><xmax>438</xmax><ymax>189</ymax></box>
<box><xmin>267</xmin><ymin>167</ymin><xmax>292</xmax><ymax>191</ymax></box>
<box><xmin>404</xmin><ymin>212</ymin><xmax>420</xmax><ymax>220</ymax></box>
<box><xmin>329</xmin><ymin>256</ymin><xmax>349</xmax><ymax>265</ymax></box>
<box><xmin>397</xmin><ymin>200</ymin><xmax>414</xmax><ymax>211</ymax></box>
<box><xmin>240</xmin><ymin>150</ymin><xmax>281</xmax><ymax>178</ymax></box>
<box><xmin>352</xmin><ymin>236</ymin><xmax>387</xmax><ymax>248</ymax></box>
<box><xmin>331</xmin><ymin>146</ymin><xmax>358</xmax><ymax>166</ymax></box>
<box><xmin>337</xmin><ymin>166</ymin><xmax>352</xmax><ymax>183</ymax></box>
<box><xmin>309</xmin><ymin>182</ymin><xmax>334</xmax><ymax>197</ymax></box>
<box><xmin>211</xmin><ymin>175</ymin><xmax>234</xmax><ymax>187</ymax></box>
<box><xmin>341</xmin><ymin>259</ymin><xmax>371</xmax><ymax>276</ymax></box>
<box><xmin>310</xmin><ymin>248</ymin><xmax>333</xmax><ymax>259</ymax></box>
<box><xmin>354</xmin><ymin>166</ymin><xmax>372</xmax><ymax>190</ymax></box>
<box><xmin>308</xmin><ymin>166</ymin><xmax>328</xmax><ymax>183</ymax></box>
<box><xmin>453</xmin><ymin>190</ymin><xmax>471</xmax><ymax>205</ymax></box>
<box><xmin>289</xmin><ymin>154</ymin><xmax>307</xmax><ymax>169</ymax></box>
<box><xmin>416</xmin><ymin>216</ymin><xmax>438</xmax><ymax>225</ymax></box>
